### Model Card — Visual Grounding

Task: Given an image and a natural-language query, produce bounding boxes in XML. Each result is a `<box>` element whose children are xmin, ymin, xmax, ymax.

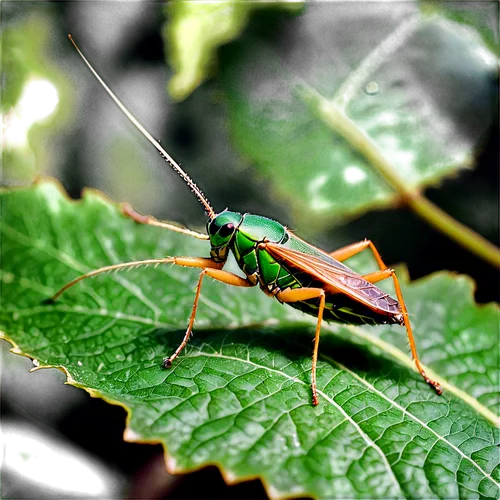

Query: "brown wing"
<box><xmin>264</xmin><ymin>242</ymin><xmax>400</xmax><ymax>316</ymax></box>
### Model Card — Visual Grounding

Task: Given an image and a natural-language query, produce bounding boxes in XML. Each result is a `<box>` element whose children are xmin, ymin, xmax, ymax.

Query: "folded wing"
<box><xmin>264</xmin><ymin>242</ymin><xmax>400</xmax><ymax>316</ymax></box>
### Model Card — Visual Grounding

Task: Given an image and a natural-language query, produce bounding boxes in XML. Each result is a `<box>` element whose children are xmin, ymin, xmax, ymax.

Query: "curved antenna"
<box><xmin>68</xmin><ymin>34</ymin><xmax>216</xmax><ymax>220</ymax></box>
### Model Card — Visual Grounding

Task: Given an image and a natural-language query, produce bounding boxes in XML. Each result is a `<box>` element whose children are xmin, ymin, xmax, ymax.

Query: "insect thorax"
<box><xmin>230</xmin><ymin>213</ymin><xmax>293</xmax><ymax>286</ymax></box>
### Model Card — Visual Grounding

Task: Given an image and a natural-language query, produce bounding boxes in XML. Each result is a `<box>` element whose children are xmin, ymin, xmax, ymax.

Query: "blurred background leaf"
<box><xmin>164</xmin><ymin>1</ymin><xmax>303</xmax><ymax>100</ymax></box>
<box><xmin>2</xmin><ymin>11</ymin><xmax>73</xmax><ymax>184</ymax></box>
<box><xmin>421</xmin><ymin>1</ymin><xmax>500</xmax><ymax>57</ymax></box>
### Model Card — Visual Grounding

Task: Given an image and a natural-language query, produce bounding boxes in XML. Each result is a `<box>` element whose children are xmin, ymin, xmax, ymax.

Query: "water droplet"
<box><xmin>365</xmin><ymin>81</ymin><xmax>379</xmax><ymax>95</ymax></box>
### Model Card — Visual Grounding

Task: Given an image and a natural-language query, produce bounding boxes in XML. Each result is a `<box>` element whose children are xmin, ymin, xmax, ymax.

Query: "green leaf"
<box><xmin>1</xmin><ymin>181</ymin><xmax>499</xmax><ymax>499</ymax></box>
<box><xmin>164</xmin><ymin>1</ymin><xmax>303</xmax><ymax>101</ymax></box>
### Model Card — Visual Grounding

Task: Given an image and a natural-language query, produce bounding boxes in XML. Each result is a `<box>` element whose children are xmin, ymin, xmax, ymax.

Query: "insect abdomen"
<box><xmin>291</xmin><ymin>291</ymin><xmax>402</xmax><ymax>326</ymax></box>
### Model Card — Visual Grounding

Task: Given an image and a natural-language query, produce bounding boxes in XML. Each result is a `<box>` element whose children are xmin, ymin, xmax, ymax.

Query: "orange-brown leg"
<box><xmin>362</xmin><ymin>267</ymin><xmax>442</xmax><ymax>395</ymax></box>
<box><xmin>46</xmin><ymin>254</ymin><xmax>255</xmax><ymax>370</ymax></box>
<box><xmin>122</xmin><ymin>202</ymin><xmax>209</xmax><ymax>240</ymax></box>
<box><xmin>47</xmin><ymin>256</ymin><xmax>234</xmax><ymax>302</ymax></box>
<box><xmin>332</xmin><ymin>240</ymin><xmax>442</xmax><ymax>395</ymax></box>
<box><xmin>330</xmin><ymin>239</ymin><xmax>386</xmax><ymax>270</ymax></box>
<box><xmin>164</xmin><ymin>265</ymin><xmax>256</xmax><ymax>367</ymax></box>
<box><xmin>45</xmin><ymin>257</ymin><xmax>196</xmax><ymax>303</ymax></box>
<box><xmin>276</xmin><ymin>287</ymin><xmax>326</xmax><ymax>406</ymax></box>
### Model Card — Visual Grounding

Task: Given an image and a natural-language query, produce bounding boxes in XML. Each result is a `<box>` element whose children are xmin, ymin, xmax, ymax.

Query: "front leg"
<box><xmin>45</xmin><ymin>254</ymin><xmax>257</xmax><ymax>370</ymax></box>
<box><xmin>45</xmin><ymin>256</ymin><xmax>223</xmax><ymax>302</ymax></box>
<box><xmin>164</xmin><ymin>265</ymin><xmax>256</xmax><ymax>366</ymax></box>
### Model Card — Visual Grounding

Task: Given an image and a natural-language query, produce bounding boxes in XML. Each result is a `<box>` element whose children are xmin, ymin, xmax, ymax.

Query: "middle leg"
<box><xmin>275</xmin><ymin>287</ymin><xmax>326</xmax><ymax>406</ymax></box>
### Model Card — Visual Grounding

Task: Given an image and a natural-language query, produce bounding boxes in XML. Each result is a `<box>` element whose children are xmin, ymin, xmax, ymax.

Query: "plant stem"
<box><xmin>301</xmin><ymin>87</ymin><xmax>500</xmax><ymax>269</ymax></box>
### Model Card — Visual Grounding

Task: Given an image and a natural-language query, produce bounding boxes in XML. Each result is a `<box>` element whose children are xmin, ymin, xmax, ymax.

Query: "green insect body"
<box><xmin>55</xmin><ymin>35</ymin><xmax>443</xmax><ymax>406</ymax></box>
<box><xmin>208</xmin><ymin>211</ymin><xmax>402</xmax><ymax>327</ymax></box>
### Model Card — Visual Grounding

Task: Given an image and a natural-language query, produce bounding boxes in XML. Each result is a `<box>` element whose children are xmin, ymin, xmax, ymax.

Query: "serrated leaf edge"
<box><xmin>2</xmin><ymin>330</ymin><xmax>499</xmax><ymax>499</ymax></box>
<box><xmin>2</xmin><ymin>179</ymin><xmax>499</xmax><ymax>498</ymax></box>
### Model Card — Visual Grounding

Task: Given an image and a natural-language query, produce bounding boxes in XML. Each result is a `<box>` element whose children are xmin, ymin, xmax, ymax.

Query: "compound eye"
<box><xmin>218</xmin><ymin>223</ymin><xmax>234</xmax><ymax>238</ymax></box>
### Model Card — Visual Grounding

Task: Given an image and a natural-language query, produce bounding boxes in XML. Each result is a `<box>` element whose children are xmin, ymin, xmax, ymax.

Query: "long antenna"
<box><xmin>68</xmin><ymin>34</ymin><xmax>216</xmax><ymax>220</ymax></box>
<box><xmin>45</xmin><ymin>258</ymin><xmax>177</xmax><ymax>303</ymax></box>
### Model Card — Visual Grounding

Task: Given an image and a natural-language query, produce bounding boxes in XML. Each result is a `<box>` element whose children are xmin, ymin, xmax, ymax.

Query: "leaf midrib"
<box><xmin>142</xmin><ymin>350</ymin><xmax>403</xmax><ymax>495</ymax></box>
<box><xmin>189</xmin><ymin>351</ymin><xmax>498</xmax><ymax>489</ymax></box>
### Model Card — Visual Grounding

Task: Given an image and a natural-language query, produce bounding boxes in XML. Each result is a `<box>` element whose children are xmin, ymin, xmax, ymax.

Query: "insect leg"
<box><xmin>329</xmin><ymin>239</ymin><xmax>386</xmax><ymax>269</ymax></box>
<box><xmin>122</xmin><ymin>203</ymin><xmax>209</xmax><ymax>240</ymax></box>
<box><xmin>362</xmin><ymin>268</ymin><xmax>442</xmax><ymax>395</ymax></box>
<box><xmin>275</xmin><ymin>287</ymin><xmax>326</xmax><ymax>406</ymax></box>
<box><xmin>332</xmin><ymin>241</ymin><xmax>442</xmax><ymax>395</ymax></box>
<box><xmin>46</xmin><ymin>256</ymin><xmax>230</xmax><ymax>303</ymax></box>
<box><xmin>164</xmin><ymin>266</ymin><xmax>256</xmax><ymax>367</ymax></box>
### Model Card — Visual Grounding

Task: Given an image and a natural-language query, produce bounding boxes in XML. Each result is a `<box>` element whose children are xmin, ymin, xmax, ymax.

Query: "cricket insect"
<box><xmin>49</xmin><ymin>35</ymin><xmax>443</xmax><ymax>406</ymax></box>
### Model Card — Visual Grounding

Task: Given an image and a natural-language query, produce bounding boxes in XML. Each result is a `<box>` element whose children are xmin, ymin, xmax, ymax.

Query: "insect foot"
<box><xmin>163</xmin><ymin>358</ymin><xmax>173</xmax><ymax>369</ymax></box>
<box><xmin>425</xmin><ymin>374</ymin><xmax>443</xmax><ymax>395</ymax></box>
